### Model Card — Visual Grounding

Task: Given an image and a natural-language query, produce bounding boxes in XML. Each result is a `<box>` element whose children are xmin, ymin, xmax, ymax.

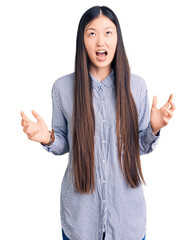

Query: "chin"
<box><xmin>94</xmin><ymin>61</ymin><xmax>112</xmax><ymax>69</ymax></box>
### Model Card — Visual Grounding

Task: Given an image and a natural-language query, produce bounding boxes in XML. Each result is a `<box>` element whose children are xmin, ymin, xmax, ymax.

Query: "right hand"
<box><xmin>20</xmin><ymin>110</ymin><xmax>50</xmax><ymax>144</ymax></box>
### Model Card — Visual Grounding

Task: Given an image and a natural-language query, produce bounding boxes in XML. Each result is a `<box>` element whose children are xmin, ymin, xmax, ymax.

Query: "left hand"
<box><xmin>150</xmin><ymin>93</ymin><xmax>176</xmax><ymax>135</ymax></box>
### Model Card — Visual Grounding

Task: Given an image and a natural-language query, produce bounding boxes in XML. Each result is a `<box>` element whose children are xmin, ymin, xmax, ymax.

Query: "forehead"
<box><xmin>85</xmin><ymin>15</ymin><xmax>116</xmax><ymax>31</ymax></box>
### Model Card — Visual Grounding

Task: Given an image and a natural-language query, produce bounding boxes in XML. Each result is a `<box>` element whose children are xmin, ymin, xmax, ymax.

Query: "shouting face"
<box><xmin>84</xmin><ymin>14</ymin><xmax>117</xmax><ymax>74</ymax></box>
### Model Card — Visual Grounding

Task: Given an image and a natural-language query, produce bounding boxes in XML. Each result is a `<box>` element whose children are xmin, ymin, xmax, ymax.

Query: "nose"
<box><xmin>97</xmin><ymin>43</ymin><xmax>104</xmax><ymax>47</ymax></box>
<box><xmin>96</xmin><ymin>34</ymin><xmax>105</xmax><ymax>47</ymax></box>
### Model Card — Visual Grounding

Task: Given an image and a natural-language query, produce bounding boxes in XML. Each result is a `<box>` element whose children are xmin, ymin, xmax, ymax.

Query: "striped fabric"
<box><xmin>41</xmin><ymin>69</ymin><xmax>160</xmax><ymax>240</ymax></box>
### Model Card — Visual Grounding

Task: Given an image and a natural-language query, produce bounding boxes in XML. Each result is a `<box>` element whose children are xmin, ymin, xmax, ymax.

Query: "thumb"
<box><xmin>152</xmin><ymin>96</ymin><xmax>158</xmax><ymax>109</ymax></box>
<box><xmin>31</xmin><ymin>110</ymin><xmax>42</xmax><ymax>122</ymax></box>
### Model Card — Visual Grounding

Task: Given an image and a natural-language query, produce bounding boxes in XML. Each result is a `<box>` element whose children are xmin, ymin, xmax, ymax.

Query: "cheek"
<box><xmin>84</xmin><ymin>38</ymin><xmax>90</xmax><ymax>50</ymax></box>
<box><xmin>84</xmin><ymin>42</ymin><xmax>94</xmax><ymax>56</ymax></box>
<box><xmin>109</xmin><ymin>44</ymin><xmax>117</xmax><ymax>57</ymax></box>
<box><xmin>108</xmin><ymin>38</ymin><xmax>117</xmax><ymax>52</ymax></box>
<box><xmin>86</xmin><ymin>48</ymin><xmax>94</xmax><ymax>61</ymax></box>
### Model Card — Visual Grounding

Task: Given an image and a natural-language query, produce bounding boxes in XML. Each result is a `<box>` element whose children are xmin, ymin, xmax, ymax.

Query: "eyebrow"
<box><xmin>85</xmin><ymin>27</ymin><xmax>114</xmax><ymax>32</ymax></box>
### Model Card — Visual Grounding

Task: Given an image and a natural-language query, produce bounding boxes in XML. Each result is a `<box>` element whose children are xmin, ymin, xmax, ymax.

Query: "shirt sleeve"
<box><xmin>138</xmin><ymin>84</ymin><xmax>160</xmax><ymax>155</ymax></box>
<box><xmin>40</xmin><ymin>81</ymin><xmax>70</xmax><ymax>155</ymax></box>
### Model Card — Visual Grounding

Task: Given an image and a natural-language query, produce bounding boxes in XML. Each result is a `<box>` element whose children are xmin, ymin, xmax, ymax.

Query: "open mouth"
<box><xmin>96</xmin><ymin>50</ymin><xmax>108</xmax><ymax>57</ymax></box>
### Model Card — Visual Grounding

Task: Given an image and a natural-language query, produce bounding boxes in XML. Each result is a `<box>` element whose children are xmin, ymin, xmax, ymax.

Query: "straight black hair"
<box><xmin>72</xmin><ymin>6</ymin><xmax>145</xmax><ymax>194</ymax></box>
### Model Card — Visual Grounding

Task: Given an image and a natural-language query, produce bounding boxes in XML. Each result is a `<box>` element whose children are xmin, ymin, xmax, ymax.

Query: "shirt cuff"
<box><xmin>145</xmin><ymin>122</ymin><xmax>161</xmax><ymax>144</ymax></box>
<box><xmin>40</xmin><ymin>135</ymin><xmax>58</xmax><ymax>153</ymax></box>
<box><xmin>149</xmin><ymin>122</ymin><xmax>161</xmax><ymax>137</ymax></box>
<box><xmin>40</xmin><ymin>141</ymin><xmax>54</xmax><ymax>152</ymax></box>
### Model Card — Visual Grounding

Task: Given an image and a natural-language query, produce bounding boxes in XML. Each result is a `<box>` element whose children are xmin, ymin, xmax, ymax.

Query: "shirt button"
<box><xmin>103</xmin><ymin>119</ymin><xmax>106</xmax><ymax>122</ymax></box>
<box><xmin>101</xmin><ymin>100</ymin><xmax>104</xmax><ymax>103</ymax></box>
<box><xmin>103</xmin><ymin>199</ymin><xmax>106</xmax><ymax>203</ymax></box>
<box><xmin>103</xmin><ymin>160</ymin><xmax>106</xmax><ymax>163</ymax></box>
<box><xmin>102</xmin><ymin>140</ymin><xmax>106</xmax><ymax>143</ymax></box>
<box><xmin>103</xmin><ymin>180</ymin><xmax>106</xmax><ymax>183</ymax></box>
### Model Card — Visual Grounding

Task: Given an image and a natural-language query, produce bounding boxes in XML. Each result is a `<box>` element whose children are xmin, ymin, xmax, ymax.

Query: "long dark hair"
<box><xmin>72</xmin><ymin>5</ymin><xmax>145</xmax><ymax>194</ymax></box>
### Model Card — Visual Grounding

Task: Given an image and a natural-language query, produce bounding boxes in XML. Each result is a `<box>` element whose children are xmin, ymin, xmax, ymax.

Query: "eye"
<box><xmin>89</xmin><ymin>32</ymin><xmax>95</xmax><ymax>36</ymax></box>
<box><xmin>106</xmin><ymin>31</ymin><xmax>112</xmax><ymax>35</ymax></box>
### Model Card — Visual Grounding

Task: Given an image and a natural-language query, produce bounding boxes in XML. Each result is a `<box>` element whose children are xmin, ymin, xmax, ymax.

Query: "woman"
<box><xmin>20</xmin><ymin>5</ymin><xmax>175</xmax><ymax>240</ymax></box>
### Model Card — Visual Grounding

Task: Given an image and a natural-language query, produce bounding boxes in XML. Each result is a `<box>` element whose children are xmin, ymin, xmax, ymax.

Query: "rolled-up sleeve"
<box><xmin>41</xmin><ymin>81</ymin><xmax>69</xmax><ymax>155</ymax></box>
<box><xmin>138</xmin><ymin>83</ymin><xmax>160</xmax><ymax>155</ymax></box>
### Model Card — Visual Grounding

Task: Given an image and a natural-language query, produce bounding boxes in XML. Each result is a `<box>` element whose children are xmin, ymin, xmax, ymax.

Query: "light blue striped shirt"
<box><xmin>41</xmin><ymin>70</ymin><xmax>160</xmax><ymax>240</ymax></box>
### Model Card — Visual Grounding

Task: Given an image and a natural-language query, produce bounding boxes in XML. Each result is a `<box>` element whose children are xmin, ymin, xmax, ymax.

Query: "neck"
<box><xmin>89</xmin><ymin>65</ymin><xmax>112</xmax><ymax>82</ymax></box>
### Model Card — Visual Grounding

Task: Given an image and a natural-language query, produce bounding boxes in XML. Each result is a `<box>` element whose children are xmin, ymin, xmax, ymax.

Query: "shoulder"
<box><xmin>130</xmin><ymin>73</ymin><xmax>148</xmax><ymax>101</ymax></box>
<box><xmin>52</xmin><ymin>72</ymin><xmax>75</xmax><ymax>90</ymax></box>
<box><xmin>130</xmin><ymin>73</ymin><xmax>148</xmax><ymax>115</ymax></box>
<box><xmin>51</xmin><ymin>72</ymin><xmax>75</xmax><ymax>105</ymax></box>
<box><xmin>130</xmin><ymin>73</ymin><xmax>147</xmax><ymax>93</ymax></box>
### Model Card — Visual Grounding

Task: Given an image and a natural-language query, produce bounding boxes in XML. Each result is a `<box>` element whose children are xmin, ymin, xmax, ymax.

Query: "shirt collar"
<box><xmin>89</xmin><ymin>69</ymin><xmax>114</xmax><ymax>89</ymax></box>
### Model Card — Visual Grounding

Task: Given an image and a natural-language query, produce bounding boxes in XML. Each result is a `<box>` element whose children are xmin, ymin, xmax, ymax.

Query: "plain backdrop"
<box><xmin>0</xmin><ymin>0</ymin><xmax>195</xmax><ymax>239</ymax></box>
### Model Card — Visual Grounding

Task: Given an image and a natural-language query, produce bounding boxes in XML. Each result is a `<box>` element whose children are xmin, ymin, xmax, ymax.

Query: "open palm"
<box><xmin>20</xmin><ymin>110</ymin><xmax>50</xmax><ymax>144</ymax></box>
<box><xmin>150</xmin><ymin>93</ymin><xmax>176</xmax><ymax>134</ymax></box>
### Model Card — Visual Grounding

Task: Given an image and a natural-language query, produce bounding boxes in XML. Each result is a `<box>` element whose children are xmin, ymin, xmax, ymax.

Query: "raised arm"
<box><xmin>138</xmin><ymin>85</ymin><xmax>161</xmax><ymax>155</ymax></box>
<box><xmin>40</xmin><ymin>81</ymin><xmax>70</xmax><ymax>155</ymax></box>
<box><xmin>20</xmin><ymin>81</ymin><xmax>69</xmax><ymax>155</ymax></box>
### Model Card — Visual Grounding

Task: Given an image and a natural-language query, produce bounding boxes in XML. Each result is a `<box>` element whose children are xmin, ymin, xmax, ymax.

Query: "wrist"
<box><xmin>153</xmin><ymin>129</ymin><xmax>159</xmax><ymax>136</ymax></box>
<box><xmin>42</xmin><ymin>129</ymin><xmax>55</xmax><ymax>145</ymax></box>
<box><xmin>150</xmin><ymin>122</ymin><xmax>159</xmax><ymax>136</ymax></box>
<box><xmin>41</xmin><ymin>131</ymin><xmax>50</xmax><ymax>145</ymax></box>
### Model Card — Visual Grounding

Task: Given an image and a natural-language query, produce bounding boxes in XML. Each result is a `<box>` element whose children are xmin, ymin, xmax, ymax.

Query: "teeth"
<box><xmin>97</xmin><ymin>50</ymin><xmax>106</xmax><ymax>53</ymax></box>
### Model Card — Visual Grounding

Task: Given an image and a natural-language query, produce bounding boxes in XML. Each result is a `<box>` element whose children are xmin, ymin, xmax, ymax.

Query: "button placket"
<box><xmin>98</xmin><ymin>83</ymin><xmax>107</xmax><ymax>233</ymax></box>
<box><xmin>90</xmin><ymin>72</ymin><xmax>114</xmax><ymax>236</ymax></box>
<box><xmin>102</xmin><ymin>93</ymin><xmax>107</xmax><ymax>219</ymax></box>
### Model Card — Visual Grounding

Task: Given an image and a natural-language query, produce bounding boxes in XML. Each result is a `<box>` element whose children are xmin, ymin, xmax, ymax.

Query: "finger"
<box><xmin>165</xmin><ymin>108</ymin><xmax>173</xmax><ymax>119</ymax></box>
<box><xmin>21</xmin><ymin>118</ymin><xmax>29</xmax><ymax>126</ymax></box>
<box><xmin>163</xmin><ymin>117</ymin><xmax>169</xmax><ymax>125</ymax></box>
<box><xmin>169</xmin><ymin>100</ymin><xmax>176</xmax><ymax>111</ymax></box>
<box><xmin>164</xmin><ymin>93</ymin><xmax>173</xmax><ymax>109</ymax></box>
<box><xmin>168</xmin><ymin>101</ymin><xmax>176</xmax><ymax>111</ymax></box>
<box><xmin>152</xmin><ymin>96</ymin><xmax>158</xmax><ymax>108</ymax></box>
<box><xmin>20</xmin><ymin>110</ymin><xmax>24</xmax><ymax>117</ymax></box>
<box><xmin>167</xmin><ymin>93</ymin><xmax>176</xmax><ymax>112</ymax></box>
<box><xmin>23</xmin><ymin>126</ymin><xmax>27</xmax><ymax>133</ymax></box>
<box><xmin>23</xmin><ymin>124</ymin><xmax>29</xmax><ymax>133</ymax></box>
<box><xmin>21</xmin><ymin>119</ymin><xmax>27</xmax><ymax>127</ymax></box>
<box><xmin>169</xmin><ymin>93</ymin><xmax>173</xmax><ymax>100</ymax></box>
<box><xmin>20</xmin><ymin>111</ymin><xmax>31</xmax><ymax>123</ymax></box>
<box><xmin>31</xmin><ymin>110</ymin><xmax>42</xmax><ymax>122</ymax></box>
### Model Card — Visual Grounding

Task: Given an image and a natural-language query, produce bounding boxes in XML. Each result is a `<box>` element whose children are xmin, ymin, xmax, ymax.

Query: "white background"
<box><xmin>0</xmin><ymin>0</ymin><xmax>195</xmax><ymax>239</ymax></box>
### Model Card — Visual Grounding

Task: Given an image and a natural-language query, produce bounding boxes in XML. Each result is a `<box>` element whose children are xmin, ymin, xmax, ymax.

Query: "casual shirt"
<box><xmin>41</xmin><ymin>69</ymin><xmax>160</xmax><ymax>240</ymax></box>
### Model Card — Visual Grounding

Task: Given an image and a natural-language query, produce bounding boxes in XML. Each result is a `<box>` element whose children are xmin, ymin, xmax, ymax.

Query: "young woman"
<box><xmin>20</xmin><ymin>6</ymin><xmax>175</xmax><ymax>240</ymax></box>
